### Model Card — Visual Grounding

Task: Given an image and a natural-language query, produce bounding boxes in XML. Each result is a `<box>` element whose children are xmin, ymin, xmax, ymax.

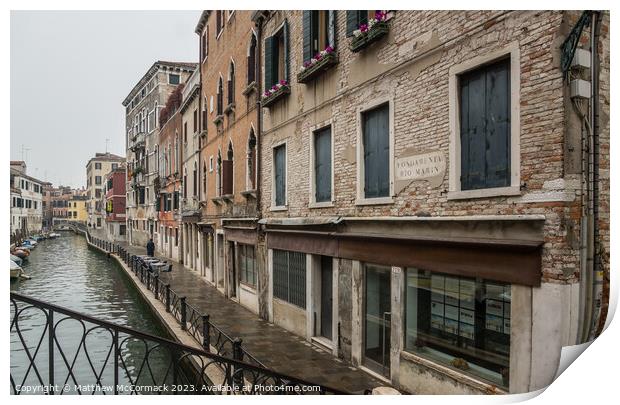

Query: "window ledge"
<box><xmin>241</xmin><ymin>189</ymin><xmax>257</xmax><ymax>199</ymax></box>
<box><xmin>399</xmin><ymin>351</ymin><xmax>507</xmax><ymax>394</ymax></box>
<box><xmin>224</xmin><ymin>103</ymin><xmax>235</xmax><ymax>114</ymax></box>
<box><xmin>239</xmin><ymin>282</ymin><xmax>257</xmax><ymax>293</ymax></box>
<box><xmin>270</xmin><ymin>205</ymin><xmax>288</xmax><ymax>212</ymax></box>
<box><xmin>297</xmin><ymin>53</ymin><xmax>339</xmax><ymax>84</ymax></box>
<box><xmin>221</xmin><ymin>194</ymin><xmax>234</xmax><ymax>203</ymax></box>
<box><xmin>447</xmin><ymin>186</ymin><xmax>521</xmax><ymax>201</ymax></box>
<box><xmin>213</xmin><ymin>114</ymin><xmax>224</xmax><ymax>125</ymax></box>
<box><xmin>242</xmin><ymin>81</ymin><xmax>257</xmax><ymax>96</ymax></box>
<box><xmin>211</xmin><ymin>196</ymin><xmax>224</xmax><ymax>205</ymax></box>
<box><xmin>355</xmin><ymin>196</ymin><xmax>394</xmax><ymax>206</ymax></box>
<box><xmin>262</xmin><ymin>85</ymin><xmax>290</xmax><ymax>108</ymax></box>
<box><xmin>308</xmin><ymin>201</ymin><xmax>334</xmax><ymax>209</ymax></box>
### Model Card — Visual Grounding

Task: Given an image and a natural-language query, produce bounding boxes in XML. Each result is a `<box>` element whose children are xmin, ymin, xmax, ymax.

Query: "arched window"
<box><xmin>247</xmin><ymin>128</ymin><xmax>257</xmax><ymax>190</ymax></box>
<box><xmin>203</xmin><ymin>162</ymin><xmax>207</xmax><ymax>200</ymax></box>
<box><xmin>228</xmin><ymin>61</ymin><xmax>235</xmax><ymax>106</ymax></box>
<box><xmin>223</xmin><ymin>141</ymin><xmax>234</xmax><ymax>195</ymax></box>
<box><xmin>183</xmin><ymin>168</ymin><xmax>187</xmax><ymax>199</ymax></box>
<box><xmin>247</xmin><ymin>33</ymin><xmax>257</xmax><ymax>84</ymax></box>
<box><xmin>174</xmin><ymin>134</ymin><xmax>179</xmax><ymax>174</ymax></box>
<box><xmin>216</xmin><ymin>150</ymin><xmax>222</xmax><ymax>196</ymax></box>
<box><xmin>193</xmin><ymin>162</ymin><xmax>197</xmax><ymax>197</ymax></box>
<box><xmin>217</xmin><ymin>76</ymin><xmax>224</xmax><ymax>115</ymax></box>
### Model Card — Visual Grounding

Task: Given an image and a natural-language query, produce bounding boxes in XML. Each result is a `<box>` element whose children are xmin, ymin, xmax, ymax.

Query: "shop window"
<box><xmin>264</xmin><ymin>21</ymin><xmax>289</xmax><ymax>89</ymax></box>
<box><xmin>239</xmin><ymin>244</ymin><xmax>256</xmax><ymax>287</ymax></box>
<box><xmin>459</xmin><ymin>58</ymin><xmax>511</xmax><ymax>191</ymax></box>
<box><xmin>405</xmin><ymin>268</ymin><xmax>511</xmax><ymax>389</ymax></box>
<box><xmin>273</xmin><ymin>249</ymin><xmax>306</xmax><ymax>309</ymax></box>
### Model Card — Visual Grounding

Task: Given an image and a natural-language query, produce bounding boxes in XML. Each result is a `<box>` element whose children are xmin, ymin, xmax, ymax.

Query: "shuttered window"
<box><xmin>346</xmin><ymin>10</ymin><xmax>368</xmax><ymax>36</ymax></box>
<box><xmin>273</xmin><ymin>249</ymin><xmax>306</xmax><ymax>309</ymax></box>
<box><xmin>274</xmin><ymin>144</ymin><xmax>286</xmax><ymax>206</ymax></box>
<box><xmin>314</xmin><ymin>126</ymin><xmax>332</xmax><ymax>202</ymax></box>
<box><xmin>459</xmin><ymin>58</ymin><xmax>511</xmax><ymax>191</ymax></box>
<box><xmin>303</xmin><ymin>11</ymin><xmax>336</xmax><ymax>63</ymax></box>
<box><xmin>247</xmin><ymin>35</ymin><xmax>257</xmax><ymax>84</ymax></box>
<box><xmin>239</xmin><ymin>244</ymin><xmax>257</xmax><ymax>287</ymax></box>
<box><xmin>362</xmin><ymin>103</ymin><xmax>390</xmax><ymax>198</ymax></box>
<box><xmin>264</xmin><ymin>20</ymin><xmax>289</xmax><ymax>89</ymax></box>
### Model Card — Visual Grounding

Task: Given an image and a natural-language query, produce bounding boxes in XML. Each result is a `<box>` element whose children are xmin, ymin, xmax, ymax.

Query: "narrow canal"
<box><xmin>10</xmin><ymin>232</ymin><xmax>171</xmax><ymax>394</ymax></box>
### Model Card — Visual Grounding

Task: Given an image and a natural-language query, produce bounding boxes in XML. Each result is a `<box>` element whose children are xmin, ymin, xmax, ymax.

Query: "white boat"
<box><xmin>10</xmin><ymin>254</ymin><xmax>23</xmax><ymax>266</ymax></box>
<box><xmin>10</xmin><ymin>260</ymin><xmax>23</xmax><ymax>279</ymax></box>
<box><xmin>48</xmin><ymin>233</ymin><xmax>61</xmax><ymax>238</ymax></box>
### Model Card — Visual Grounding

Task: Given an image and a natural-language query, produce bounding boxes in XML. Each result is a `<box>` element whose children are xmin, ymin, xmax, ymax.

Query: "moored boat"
<box><xmin>10</xmin><ymin>254</ymin><xmax>23</xmax><ymax>266</ymax></box>
<box><xmin>10</xmin><ymin>260</ymin><xmax>23</xmax><ymax>279</ymax></box>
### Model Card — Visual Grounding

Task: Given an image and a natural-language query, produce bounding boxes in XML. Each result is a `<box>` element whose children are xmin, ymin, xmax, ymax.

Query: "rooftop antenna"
<box><xmin>21</xmin><ymin>144</ymin><xmax>31</xmax><ymax>162</ymax></box>
<box><xmin>105</xmin><ymin>138</ymin><xmax>110</xmax><ymax>154</ymax></box>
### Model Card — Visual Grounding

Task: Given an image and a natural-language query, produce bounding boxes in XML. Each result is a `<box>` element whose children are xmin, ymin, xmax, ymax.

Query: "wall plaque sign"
<box><xmin>394</xmin><ymin>149</ymin><xmax>446</xmax><ymax>193</ymax></box>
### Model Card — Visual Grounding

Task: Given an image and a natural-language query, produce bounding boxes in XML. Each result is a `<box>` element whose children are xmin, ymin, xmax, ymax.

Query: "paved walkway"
<box><xmin>89</xmin><ymin>230</ymin><xmax>384</xmax><ymax>394</ymax></box>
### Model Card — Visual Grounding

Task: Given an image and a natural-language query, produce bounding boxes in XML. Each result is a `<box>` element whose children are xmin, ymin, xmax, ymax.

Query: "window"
<box><xmin>459</xmin><ymin>58</ymin><xmax>511</xmax><ymax>191</ymax></box>
<box><xmin>95</xmin><ymin>176</ymin><xmax>102</xmax><ymax>185</ymax></box>
<box><xmin>216</xmin><ymin>10</ymin><xmax>224</xmax><ymax>37</ymax></box>
<box><xmin>95</xmin><ymin>189</ymin><xmax>102</xmax><ymax>198</ymax></box>
<box><xmin>95</xmin><ymin>162</ymin><xmax>102</xmax><ymax>170</ymax></box>
<box><xmin>203</xmin><ymin>163</ymin><xmax>207</xmax><ymax>200</ymax></box>
<box><xmin>112</xmin><ymin>163</ymin><xmax>118</xmax><ymax>170</ymax></box>
<box><xmin>193</xmin><ymin>162</ymin><xmax>198</xmax><ymax>197</ymax></box>
<box><xmin>201</xmin><ymin>29</ymin><xmax>208</xmax><ymax>61</ymax></box>
<box><xmin>183</xmin><ymin>170</ymin><xmax>187</xmax><ymax>199</ymax></box>
<box><xmin>138</xmin><ymin>187</ymin><xmax>145</xmax><ymax>204</ymax></box>
<box><xmin>169</xmin><ymin>74</ymin><xmax>180</xmax><ymax>85</ymax></box>
<box><xmin>184</xmin><ymin>122</ymin><xmax>188</xmax><ymax>143</ymax></box>
<box><xmin>217</xmin><ymin>76</ymin><xmax>224</xmax><ymax>116</ymax></box>
<box><xmin>175</xmin><ymin>228</ymin><xmax>179</xmax><ymax>246</ymax></box>
<box><xmin>361</xmin><ymin>103</ymin><xmax>390</xmax><ymax>199</ymax></box>
<box><xmin>346</xmin><ymin>10</ymin><xmax>373</xmax><ymax>36</ymax></box>
<box><xmin>313</xmin><ymin>126</ymin><xmax>332</xmax><ymax>203</ymax></box>
<box><xmin>222</xmin><ymin>142</ymin><xmax>233</xmax><ymax>195</ymax></box>
<box><xmin>247</xmin><ymin>34</ymin><xmax>257</xmax><ymax>84</ymax></box>
<box><xmin>264</xmin><ymin>21</ymin><xmax>289</xmax><ymax>89</ymax></box>
<box><xmin>405</xmin><ymin>268</ymin><xmax>511</xmax><ymax>389</ymax></box>
<box><xmin>273</xmin><ymin>249</ymin><xmax>306</xmax><ymax>308</ymax></box>
<box><xmin>273</xmin><ymin>144</ymin><xmax>286</xmax><ymax>207</ymax></box>
<box><xmin>303</xmin><ymin>11</ymin><xmax>335</xmax><ymax>62</ymax></box>
<box><xmin>227</xmin><ymin>61</ymin><xmax>235</xmax><ymax>106</ymax></box>
<box><xmin>209</xmin><ymin>156</ymin><xmax>214</xmax><ymax>172</ymax></box>
<box><xmin>238</xmin><ymin>244</ymin><xmax>256</xmax><ymax>287</ymax></box>
<box><xmin>193</xmin><ymin>109</ymin><xmax>198</xmax><ymax>133</ymax></box>
<box><xmin>247</xmin><ymin>130</ymin><xmax>257</xmax><ymax>190</ymax></box>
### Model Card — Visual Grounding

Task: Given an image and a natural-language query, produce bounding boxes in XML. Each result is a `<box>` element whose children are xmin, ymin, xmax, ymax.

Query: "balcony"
<box><xmin>129</xmin><ymin>131</ymin><xmax>146</xmax><ymax>152</ymax></box>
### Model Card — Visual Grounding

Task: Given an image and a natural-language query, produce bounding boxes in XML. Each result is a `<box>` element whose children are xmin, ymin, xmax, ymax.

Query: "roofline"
<box><xmin>194</xmin><ymin>11</ymin><xmax>210</xmax><ymax>34</ymax></box>
<box><xmin>86</xmin><ymin>154</ymin><xmax>125</xmax><ymax>167</ymax></box>
<box><xmin>122</xmin><ymin>61</ymin><xmax>197</xmax><ymax>106</ymax></box>
<box><xmin>10</xmin><ymin>168</ymin><xmax>45</xmax><ymax>185</ymax></box>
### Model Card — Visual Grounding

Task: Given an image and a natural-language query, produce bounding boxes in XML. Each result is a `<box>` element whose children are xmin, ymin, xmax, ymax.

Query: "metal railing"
<box><xmin>86</xmin><ymin>234</ymin><xmax>266</xmax><ymax>369</ymax></box>
<box><xmin>10</xmin><ymin>292</ymin><xmax>345</xmax><ymax>395</ymax></box>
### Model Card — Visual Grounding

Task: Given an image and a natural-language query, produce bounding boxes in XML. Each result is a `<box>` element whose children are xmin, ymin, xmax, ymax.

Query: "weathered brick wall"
<box><xmin>258</xmin><ymin>10</ymin><xmax>607</xmax><ymax>284</ymax></box>
<box><xmin>199</xmin><ymin>11</ymin><xmax>259</xmax><ymax>222</ymax></box>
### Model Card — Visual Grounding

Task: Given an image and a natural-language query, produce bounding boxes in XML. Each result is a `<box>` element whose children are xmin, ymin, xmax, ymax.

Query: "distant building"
<box><xmin>85</xmin><ymin>152</ymin><xmax>124</xmax><ymax>229</ymax></box>
<box><xmin>123</xmin><ymin>60</ymin><xmax>196</xmax><ymax>248</ymax></box>
<box><xmin>68</xmin><ymin>195</ymin><xmax>88</xmax><ymax>224</ymax></box>
<box><xmin>41</xmin><ymin>182</ymin><xmax>53</xmax><ymax>230</ymax></box>
<box><xmin>10</xmin><ymin>161</ymin><xmax>44</xmax><ymax>237</ymax></box>
<box><xmin>104</xmin><ymin>165</ymin><xmax>127</xmax><ymax>241</ymax></box>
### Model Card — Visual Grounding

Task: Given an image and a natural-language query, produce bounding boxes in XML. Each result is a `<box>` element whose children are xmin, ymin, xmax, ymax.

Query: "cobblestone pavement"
<box><xmin>89</xmin><ymin>230</ymin><xmax>384</xmax><ymax>393</ymax></box>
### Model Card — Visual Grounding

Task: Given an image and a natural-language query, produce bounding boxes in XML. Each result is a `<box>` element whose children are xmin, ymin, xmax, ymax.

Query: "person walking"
<box><xmin>146</xmin><ymin>238</ymin><xmax>155</xmax><ymax>257</ymax></box>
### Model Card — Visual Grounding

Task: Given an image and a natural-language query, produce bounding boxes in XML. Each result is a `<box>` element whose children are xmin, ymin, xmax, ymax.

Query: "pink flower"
<box><xmin>359</xmin><ymin>23</ymin><xmax>368</xmax><ymax>33</ymax></box>
<box><xmin>315</xmin><ymin>53</ymin><xmax>322</xmax><ymax>60</ymax></box>
<box><xmin>279</xmin><ymin>80</ymin><xmax>288</xmax><ymax>86</ymax></box>
<box><xmin>375</xmin><ymin>11</ymin><xmax>386</xmax><ymax>21</ymax></box>
<box><xmin>263</xmin><ymin>91</ymin><xmax>270</xmax><ymax>97</ymax></box>
<box><xmin>303</xmin><ymin>61</ymin><xmax>311</xmax><ymax>68</ymax></box>
<box><xmin>271</xmin><ymin>85</ymin><xmax>278</xmax><ymax>90</ymax></box>
<box><xmin>325</xmin><ymin>46</ymin><xmax>334</xmax><ymax>53</ymax></box>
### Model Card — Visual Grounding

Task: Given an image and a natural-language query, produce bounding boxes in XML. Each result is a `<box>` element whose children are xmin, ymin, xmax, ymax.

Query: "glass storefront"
<box><xmin>405</xmin><ymin>268</ymin><xmax>511</xmax><ymax>389</ymax></box>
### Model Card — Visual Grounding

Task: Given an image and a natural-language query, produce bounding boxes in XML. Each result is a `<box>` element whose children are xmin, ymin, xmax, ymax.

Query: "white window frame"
<box><xmin>309</xmin><ymin>121</ymin><xmax>335</xmax><ymax>208</ymax></box>
<box><xmin>209</xmin><ymin>156</ymin><xmax>214</xmax><ymax>172</ymax></box>
<box><xmin>270</xmin><ymin>140</ymin><xmax>288</xmax><ymax>211</ymax></box>
<box><xmin>448</xmin><ymin>42</ymin><xmax>521</xmax><ymax>200</ymax></box>
<box><xmin>355</xmin><ymin>95</ymin><xmax>395</xmax><ymax>206</ymax></box>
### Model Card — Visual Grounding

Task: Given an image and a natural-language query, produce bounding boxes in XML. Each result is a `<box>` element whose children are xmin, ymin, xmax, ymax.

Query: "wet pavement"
<box><xmin>89</xmin><ymin>230</ymin><xmax>384</xmax><ymax>394</ymax></box>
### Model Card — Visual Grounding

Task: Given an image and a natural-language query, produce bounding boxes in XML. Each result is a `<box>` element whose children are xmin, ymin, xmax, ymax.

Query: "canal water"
<box><xmin>10</xmin><ymin>232</ymin><xmax>171</xmax><ymax>394</ymax></box>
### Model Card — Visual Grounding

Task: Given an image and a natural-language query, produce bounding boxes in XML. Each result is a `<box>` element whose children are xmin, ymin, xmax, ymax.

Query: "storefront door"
<box><xmin>364</xmin><ymin>264</ymin><xmax>391</xmax><ymax>377</ymax></box>
<box><xmin>320</xmin><ymin>256</ymin><xmax>333</xmax><ymax>340</ymax></box>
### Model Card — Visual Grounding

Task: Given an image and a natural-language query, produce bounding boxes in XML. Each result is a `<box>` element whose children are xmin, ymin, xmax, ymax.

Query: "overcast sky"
<box><xmin>10</xmin><ymin>10</ymin><xmax>200</xmax><ymax>188</ymax></box>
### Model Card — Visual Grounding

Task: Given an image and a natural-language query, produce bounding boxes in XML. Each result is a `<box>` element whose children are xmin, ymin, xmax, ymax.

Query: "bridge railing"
<box><xmin>10</xmin><ymin>292</ymin><xmax>346</xmax><ymax>395</ymax></box>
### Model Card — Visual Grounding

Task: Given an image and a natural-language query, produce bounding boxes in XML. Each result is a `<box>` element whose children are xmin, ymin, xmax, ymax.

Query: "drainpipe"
<box><xmin>588</xmin><ymin>11</ymin><xmax>602</xmax><ymax>340</ymax></box>
<box><xmin>255</xmin><ymin>15</ymin><xmax>264</xmax><ymax>216</ymax></box>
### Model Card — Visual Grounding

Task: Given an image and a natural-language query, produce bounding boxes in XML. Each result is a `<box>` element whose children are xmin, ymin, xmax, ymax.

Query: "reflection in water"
<box><xmin>10</xmin><ymin>232</ymin><xmax>170</xmax><ymax>393</ymax></box>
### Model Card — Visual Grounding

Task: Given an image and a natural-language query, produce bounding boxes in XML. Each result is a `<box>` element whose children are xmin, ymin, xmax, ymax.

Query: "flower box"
<box><xmin>297</xmin><ymin>52</ymin><xmax>338</xmax><ymax>84</ymax></box>
<box><xmin>350</xmin><ymin>21</ymin><xmax>390</xmax><ymax>53</ymax></box>
<box><xmin>262</xmin><ymin>83</ymin><xmax>290</xmax><ymax>108</ymax></box>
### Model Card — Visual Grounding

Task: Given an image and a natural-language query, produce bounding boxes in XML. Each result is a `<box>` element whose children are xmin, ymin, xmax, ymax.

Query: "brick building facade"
<box><xmin>250</xmin><ymin>10</ymin><xmax>610</xmax><ymax>394</ymax></box>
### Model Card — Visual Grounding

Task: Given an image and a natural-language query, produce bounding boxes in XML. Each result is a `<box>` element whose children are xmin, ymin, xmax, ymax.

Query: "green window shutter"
<box><xmin>346</xmin><ymin>10</ymin><xmax>358</xmax><ymax>36</ymax></box>
<box><xmin>303</xmin><ymin>11</ymin><xmax>312</xmax><ymax>63</ymax></box>
<box><xmin>264</xmin><ymin>35</ymin><xmax>274</xmax><ymax>89</ymax></box>
<box><xmin>283</xmin><ymin>19</ymin><xmax>290</xmax><ymax>82</ymax></box>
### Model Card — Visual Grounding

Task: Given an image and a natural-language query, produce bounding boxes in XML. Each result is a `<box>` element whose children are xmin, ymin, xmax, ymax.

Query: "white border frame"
<box><xmin>355</xmin><ymin>96</ymin><xmax>395</xmax><ymax>206</ymax></box>
<box><xmin>447</xmin><ymin>42</ymin><xmax>521</xmax><ymax>200</ymax></box>
<box><xmin>308</xmin><ymin>121</ymin><xmax>335</xmax><ymax>208</ymax></box>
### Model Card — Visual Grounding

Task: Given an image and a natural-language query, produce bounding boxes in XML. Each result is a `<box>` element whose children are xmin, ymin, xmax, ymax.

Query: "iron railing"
<box><xmin>85</xmin><ymin>233</ymin><xmax>266</xmax><ymax>369</ymax></box>
<box><xmin>10</xmin><ymin>292</ymin><xmax>346</xmax><ymax>395</ymax></box>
